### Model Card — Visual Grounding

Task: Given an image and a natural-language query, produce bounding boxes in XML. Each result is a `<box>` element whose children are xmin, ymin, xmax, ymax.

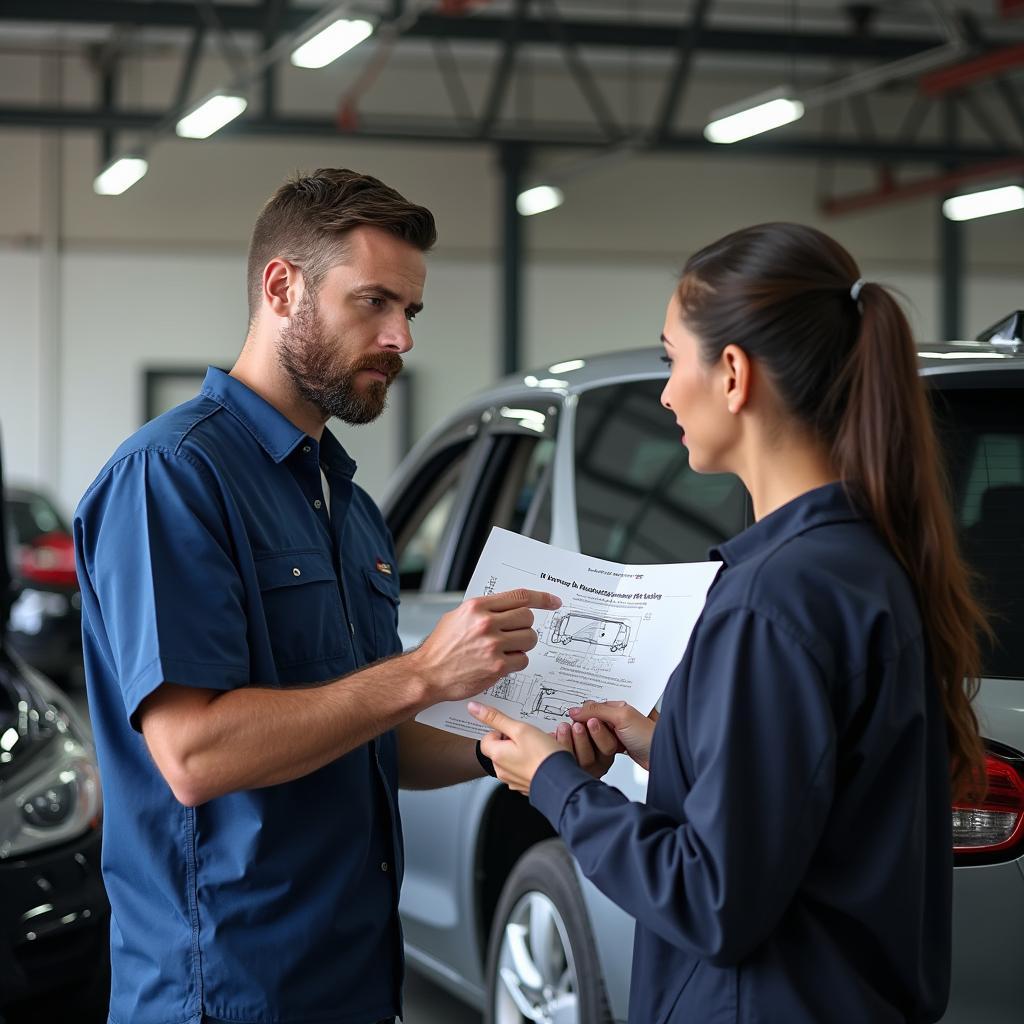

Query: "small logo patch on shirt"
<box><xmin>376</xmin><ymin>559</ymin><xmax>393</xmax><ymax>575</ymax></box>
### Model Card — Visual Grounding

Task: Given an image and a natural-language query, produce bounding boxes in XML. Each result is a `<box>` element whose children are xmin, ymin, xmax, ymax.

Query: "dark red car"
<box><xmin>4</xmin><ymin>486</ymin><xmax>83</xmax><ymax>687</ymax></box>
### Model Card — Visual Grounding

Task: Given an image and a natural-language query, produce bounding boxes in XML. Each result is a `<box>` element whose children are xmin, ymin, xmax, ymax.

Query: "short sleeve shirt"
<box><xmin>75</xmin><ymin>368</ymin><xmax>406</xmax><ymax>1024</ymax></box>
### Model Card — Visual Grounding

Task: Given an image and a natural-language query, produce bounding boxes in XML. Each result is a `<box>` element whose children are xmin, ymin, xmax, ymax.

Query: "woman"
<box><xmin>469</xmin><ymin>222</ymin><xmax>987</xmax><ymax>1023</ymax></box>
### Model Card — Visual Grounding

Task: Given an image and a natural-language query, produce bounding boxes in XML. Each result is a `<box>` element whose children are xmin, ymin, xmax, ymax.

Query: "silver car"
<box><xmin>385</xmin><ymin>320</ymin><xmax>1024</xmax><ymax>1024</ymax></box>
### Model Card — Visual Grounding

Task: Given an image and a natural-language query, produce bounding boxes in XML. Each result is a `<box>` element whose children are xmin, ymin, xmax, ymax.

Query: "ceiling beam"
<box><xmin>0</xmin><ymin>2</ymin><xmax>947</xmax><ymax>60</ymax></box>
<box><xmin>0</xmin><ymin>105</ymin><xmax>1018</xmax><ymax>164</ymax></box>
<box><xmin>653</xmin><ymin>0</ymin><xmax>713</xmax><ymax>142</ymax></box>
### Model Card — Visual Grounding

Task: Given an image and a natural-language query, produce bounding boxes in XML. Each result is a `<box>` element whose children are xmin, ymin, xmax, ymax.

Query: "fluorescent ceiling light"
<box><xmin>291</xmin><ymin>18</ymin><xmax>374</xmax><ymax>68</ymax></box>
<box><xmin>918</xmin><ymin>351</ymin><xmax>1009</xmax><ymax>359</ymax></box>
<box><xmin>704</xmin><ymin>94</ymin><xmax>804</xmax><ymax>144</ymax></box>
<box><xmin>93</xmin><ymin>156</ymin><xmax>148</xmax><ymax>196</ymax></box>
<box><xmin>942</xmin><ymin>185</ymin><xmax>1024</xmax><ymax>222</ymax></box>
<box><xmin>175</xmin><ymin>93</ymin><xmax>247</xmax><ymax>139</ymax></box>
<box><xmin>516</xmin><ymin>185</ymin><xmax>564</xmax><ymax>217</ymax></box>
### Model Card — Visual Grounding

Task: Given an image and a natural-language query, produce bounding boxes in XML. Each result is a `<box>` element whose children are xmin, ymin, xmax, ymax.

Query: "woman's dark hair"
<box><xmin>677</xmin><ymin>222</ymin><xmax>987</xmax><ymax>801</ymax></box>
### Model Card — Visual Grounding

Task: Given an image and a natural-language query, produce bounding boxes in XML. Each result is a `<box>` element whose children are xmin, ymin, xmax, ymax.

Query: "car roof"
<box><xmin>4</xmin><ymin>487</ymin><xmax>45</xmax><ymax>505</ymax></box>
<box><xmin>488</xmin><ymin>338</ymin><xmax>1024</xmax><ymax>400</ymax></box>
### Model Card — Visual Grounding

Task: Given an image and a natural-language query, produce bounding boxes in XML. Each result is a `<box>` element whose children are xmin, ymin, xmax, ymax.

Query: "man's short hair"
<box><xmin>246</xmin><ymin>168</ymin><xmax>437</xmax><ymax>321</ymax></box>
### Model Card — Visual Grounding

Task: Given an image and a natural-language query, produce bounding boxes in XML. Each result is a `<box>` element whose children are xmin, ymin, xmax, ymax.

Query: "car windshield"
<box><xmin>934</xmin><ymin>386</ymin><xmax>1023</xmax><ymax>679</ymax></box>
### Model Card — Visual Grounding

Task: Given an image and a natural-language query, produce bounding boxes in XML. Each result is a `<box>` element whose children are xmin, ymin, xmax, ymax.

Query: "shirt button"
<box><xmin>313</xmin><ymin>499</ymin><xmax>322</xmax><ymax>509</ymax></box>
<box><xmin>292</xmin><ymin>568</ymin><xmax>301</xmax><ymax>577</ymax></box>
<box><xmin>302</xmin><ymin>445</ymin><xmax>311</xmax><ymax>453</ymax></box>
<box><xmin>381</xmin><ymin>861</ymin><xmax>389</xmax><ymax>872</ymax></box>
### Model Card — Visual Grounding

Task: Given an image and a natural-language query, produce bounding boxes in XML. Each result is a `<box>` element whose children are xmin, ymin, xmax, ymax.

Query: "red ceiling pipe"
<box><xmin>821</xmin><ymin>157</ymin><xmax>1024</xmax><ymax>216</ymax></box>
<box><xmin>437</xmin><ymin>0</ymin><xmax>491</xmax><ymax>11</ymax></box>
<box><xmin>920</xmin><ymin>43</ymin><xmax>1024</xmax><ymax>95</ymax></box>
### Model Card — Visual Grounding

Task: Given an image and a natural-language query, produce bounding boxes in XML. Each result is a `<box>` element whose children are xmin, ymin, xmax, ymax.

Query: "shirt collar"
<box><xmin>318</xmin><ymin>426</ymin><xmax>357</xmax><ymax>481</ymax></box>
<box><xmin>200</xmin><ymin>367</ymin><xmax>358</xmax><ymax>477</ymax></box>
<box><xmin>711</xmin><ymin>481</ymin><xmax>863</xmax><ymax>567</ymax></box>
<box><xmin>200</xmin><ymin>367</ymin><xmax>305</xmax><ymax>463</ymax></box>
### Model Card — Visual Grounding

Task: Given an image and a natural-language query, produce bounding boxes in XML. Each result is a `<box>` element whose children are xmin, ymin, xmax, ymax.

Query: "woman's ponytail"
<box><xmin>833</xmin><ymin>285</ymin><xmax>988</xmax><ymax>801</ymax></box>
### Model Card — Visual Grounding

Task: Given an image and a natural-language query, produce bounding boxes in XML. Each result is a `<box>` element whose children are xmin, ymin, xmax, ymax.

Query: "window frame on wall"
<box><xmin>143</xmin><ymin>366</ymin><xmax>211</xmax><ymax>423</ymax></box>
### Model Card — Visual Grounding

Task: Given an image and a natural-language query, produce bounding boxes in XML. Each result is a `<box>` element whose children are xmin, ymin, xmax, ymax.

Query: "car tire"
<box><xmin>485</xmin><ymin>838</ymin><xmax>612</xmax><ymax>1024</ymax></box>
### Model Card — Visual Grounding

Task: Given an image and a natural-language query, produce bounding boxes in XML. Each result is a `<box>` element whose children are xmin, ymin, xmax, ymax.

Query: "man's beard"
<box><xmin>277</xmin><ymin>291</ymin><xmax>403</xmax><ymax>426</ymax></box>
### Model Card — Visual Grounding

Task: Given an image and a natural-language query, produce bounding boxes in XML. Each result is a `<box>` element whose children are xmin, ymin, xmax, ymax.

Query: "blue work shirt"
<box><xmin>531</xmin><ymin>482</ymin><xmax>953</xmax><ymax>1024</ymax></box>
<box><xmin>74</xmin><ymin>368</ymin><xmax>406</xmax><ymax>1024</ymax></box>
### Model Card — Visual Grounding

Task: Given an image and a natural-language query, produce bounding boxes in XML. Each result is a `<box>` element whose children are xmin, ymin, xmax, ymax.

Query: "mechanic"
<box><xmin>74</xmin><ymin>169</ymin><xmax>563</xmax><ymax>1024</ymax></box>
<box><xmin>470</xmin><ymin>222</ymin><xmax>988</xmax><ymax>1023</ymax></box>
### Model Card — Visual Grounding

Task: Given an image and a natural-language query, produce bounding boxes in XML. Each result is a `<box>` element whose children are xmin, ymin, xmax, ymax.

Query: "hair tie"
<box><xmin>850</xmin><ymin>278</ymin><xmax>866</xmax><ymax>302</ymax></box>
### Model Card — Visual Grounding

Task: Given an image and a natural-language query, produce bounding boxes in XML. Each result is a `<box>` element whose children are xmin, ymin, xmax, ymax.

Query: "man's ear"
<box><xmin>262</xmin><ymin>258</ymin><xmax>305</xmax><ymax>319</ymax></box>
<box><xmin>721</xmin><ymin>343</ymin><xmax>751</xmax><ymax>415</ymax></box>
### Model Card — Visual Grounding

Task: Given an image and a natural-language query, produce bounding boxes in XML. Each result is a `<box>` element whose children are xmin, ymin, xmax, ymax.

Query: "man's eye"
<box><xmin>367</xmin><ymin>296</ymin><xmax>385</xmax><ymax>308</ymax></box>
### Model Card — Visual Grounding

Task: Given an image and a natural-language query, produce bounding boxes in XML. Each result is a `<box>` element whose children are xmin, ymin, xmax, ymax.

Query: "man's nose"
<box><xmin>379</xmin><ymin>317</ymin><xmax>414</xmax><ymax>354</ymax></box>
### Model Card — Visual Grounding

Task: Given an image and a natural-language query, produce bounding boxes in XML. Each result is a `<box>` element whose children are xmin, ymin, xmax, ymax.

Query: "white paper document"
<box><xmin>416</xmin><ymin>528</ymin><xmax>722</xmax><ymax>739</ymax></box>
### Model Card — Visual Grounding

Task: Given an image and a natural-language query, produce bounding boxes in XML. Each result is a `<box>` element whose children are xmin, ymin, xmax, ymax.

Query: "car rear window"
<box><xmin>573</xmin><ymin>379</ymin><xmax>749</xmax><ymax>564</ymax></box>
<box><xmin>6</xmin><ymin>495</ymin><xmax>65</xmax><ymax>547</ymax></box>
<box><xmin>575</xmin><ymin>379</ymin><xmax>1022</xmax><ymax>680</ymax></box>
<box><xmin>933</xmin><ymin>386</ymin><xmax>1024</xmax><ymax>679</ymax></box>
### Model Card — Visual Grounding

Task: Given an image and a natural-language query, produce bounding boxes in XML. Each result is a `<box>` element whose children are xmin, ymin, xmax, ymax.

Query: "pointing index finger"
<box><xmin>467</xmin><ymin>701</ymin><xmax>520</xmax><ymax>736</ymax></box>
<box><xmin>479</xmin><ymin>589</ymin><xmax>562</xmax><ymax>613</ymax></box>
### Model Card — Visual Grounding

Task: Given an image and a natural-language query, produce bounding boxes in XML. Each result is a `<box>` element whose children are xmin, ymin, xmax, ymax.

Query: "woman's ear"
<box><xmin>721</xmin><ymin>344</ymin><xmax>751</xmax><ymax>415</ymax></box>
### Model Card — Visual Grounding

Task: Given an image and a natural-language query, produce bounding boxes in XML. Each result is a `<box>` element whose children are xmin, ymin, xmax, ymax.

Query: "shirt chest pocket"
<box><xmin>362</xmin><ymin>567</ymin><xmax>401</xmax><ymax>657</ymax></box>
<box><xmin>255</xmin><ymin>551</ymin><xmax>348</xmax><ymax>673</ymax></box>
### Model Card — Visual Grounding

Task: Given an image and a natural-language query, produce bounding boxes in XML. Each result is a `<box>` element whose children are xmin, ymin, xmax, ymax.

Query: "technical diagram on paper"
<box><xmin>416</xmin><ymin>527</ymin><xmax>722</xmax><ymax>739</ymax></box>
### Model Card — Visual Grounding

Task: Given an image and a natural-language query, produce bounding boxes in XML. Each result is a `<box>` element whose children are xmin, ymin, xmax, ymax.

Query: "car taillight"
<box><xmin>17</xmin><ymin>531</ymin><xmax>78</xmax><ymax>589</ymax></box>
<box><xmin>953</xmin><ymin>750</ymin><xmax>1024</xmax><ymax>858</ymax></box>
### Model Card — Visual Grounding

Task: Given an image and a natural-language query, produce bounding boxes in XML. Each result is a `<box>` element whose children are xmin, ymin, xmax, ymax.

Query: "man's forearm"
<box><xmin>142</xmin><ymin>587</ymin><xmax>563</xmax><ymax>806</ymax></box>
<box><xmin>143</xmin><ymin>652</ymin><xmax>429</xmax><ymax>806</ymax></box>
<box><xmin>396</xmin><ymin>719</ymin><xmax>484</xmax><ymax>790</ymax></box>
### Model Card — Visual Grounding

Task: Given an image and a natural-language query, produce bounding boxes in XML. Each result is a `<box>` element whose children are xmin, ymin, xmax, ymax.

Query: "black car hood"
<box><xmin>0</xmin><ymin>647</ymin><xmax>62</xmax><ymax>784</ymax></box>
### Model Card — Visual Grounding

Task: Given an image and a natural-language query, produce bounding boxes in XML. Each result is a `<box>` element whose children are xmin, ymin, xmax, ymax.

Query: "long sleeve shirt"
<box><xmin>530</xmin><ymin>482</ymin><xmax>953</xmax><ymax>1024</ymax></box>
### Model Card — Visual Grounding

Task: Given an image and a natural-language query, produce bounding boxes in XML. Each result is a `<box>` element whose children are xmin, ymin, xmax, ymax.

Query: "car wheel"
<box><xmin>485</xmin><ymin>839</ymin><xmax>611</xmax><ymax>1024</ymax></box>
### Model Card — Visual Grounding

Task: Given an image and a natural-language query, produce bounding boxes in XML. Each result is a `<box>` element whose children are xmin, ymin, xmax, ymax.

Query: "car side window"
<box><xmin>391</xmin><ymin>442</ymin><xmax>472</xmax><ymax>592</ymax></box>
<box><xmin>574</xmin><ymin>379</ymin><xmax>749</xmax><ymax>562</ymax></box>
<box><xmin>446</xmin><ymin>433</ymin><xmax>557</xmax><ymax>591</ymax></box>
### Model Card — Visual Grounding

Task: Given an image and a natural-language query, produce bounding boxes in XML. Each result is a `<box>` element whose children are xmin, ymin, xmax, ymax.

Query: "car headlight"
<box><xmin>0</xmin><ymin>738</ymin><xmax>101</xmax><ymax>859</ymax></box>
<box><xmin>0</xmin><ymin>683</ymin><xmax>103</xmax><ymax>860</ymax></box>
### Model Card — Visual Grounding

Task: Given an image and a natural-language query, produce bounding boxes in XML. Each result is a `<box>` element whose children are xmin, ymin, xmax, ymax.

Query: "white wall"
<box><xmin>2</xmin><ymin>239</ymin><xmax>1021</xmax><ymax>518</ymax></box>
<box><xmin>0</xmin><ymin>249</ymin><xmax>42</xmax><ymax>486</ymax></box>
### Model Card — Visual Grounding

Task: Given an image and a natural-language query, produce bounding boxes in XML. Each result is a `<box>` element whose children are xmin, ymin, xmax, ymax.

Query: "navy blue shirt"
<box><xmin>531</xmin><ymin>482</ymin><xmax>952</xmax><ymax>1024</ymax></box>
<box><xmin>75</xmin><ymin>368</ymin><xmax>406</xmax><ymax>1024</ymax></box>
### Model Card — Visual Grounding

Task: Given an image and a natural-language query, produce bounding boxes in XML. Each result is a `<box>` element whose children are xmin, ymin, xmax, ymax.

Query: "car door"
<box><xmin>389</xmin><ymin>397</ymin><xmax>559</xmax><ymax>985</ymax></box>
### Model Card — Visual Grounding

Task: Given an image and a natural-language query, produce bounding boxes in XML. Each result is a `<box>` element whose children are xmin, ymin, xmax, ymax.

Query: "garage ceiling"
<box><xmin>2</xmin><ymin>1</ymin><xmax>1024</xmax><ymax>208</ymax></box>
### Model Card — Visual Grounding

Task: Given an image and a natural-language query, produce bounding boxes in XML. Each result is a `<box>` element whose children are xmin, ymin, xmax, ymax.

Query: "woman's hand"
<box><xmin>468</xmin><ymin>702</ymin><xmax>566</xmax><ymax>794</ymax></box>
<box><xmin>567</xmin><ymin>700</ymin><xmax>658</xmax><ymax>771</ymax></box>
<box><xmin>553</xmin><ymin>716</ymin><xmax>624</xmax><ymax>780</ymax></box>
